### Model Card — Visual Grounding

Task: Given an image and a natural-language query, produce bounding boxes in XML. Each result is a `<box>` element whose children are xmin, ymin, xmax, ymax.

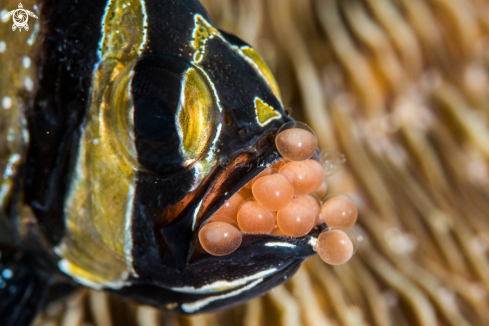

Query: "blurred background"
<box><xmin>35</xmin><ymin>0</ymin><xmax>489</xmax><ymax>325</ymax></box>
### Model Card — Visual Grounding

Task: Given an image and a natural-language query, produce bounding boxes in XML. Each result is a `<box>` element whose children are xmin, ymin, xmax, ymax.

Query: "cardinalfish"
<box><xmin>0</xmin><ymin>0</ymin><xmax>358</xmax><ymax>324</ymax></box>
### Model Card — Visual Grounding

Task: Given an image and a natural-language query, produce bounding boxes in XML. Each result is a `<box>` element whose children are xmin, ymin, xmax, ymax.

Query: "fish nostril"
<box><xmin>237</xmin><ymin>128</ymin><xmax>247</xmax><ymax>137</ymax></box>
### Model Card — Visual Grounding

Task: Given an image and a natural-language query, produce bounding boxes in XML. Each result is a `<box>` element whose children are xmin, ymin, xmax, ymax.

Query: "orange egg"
<box><xmin>320</xmin><ymin>195</ymin><xmax>357</xmax><ymax>228</ymax></box>
<box><xmin>199</xmin><ymin>222</ymin><xmax>242</xmax><ymax>256</ymax></box>
<box><xmin>277</xmin><ymin>198</ymin><xmax>316</xmax><ymax>237</ymax></box>
<box><xmin>238</xmin><ymin>187</ymin><xmax>253</xmax><ymax>200</ymax></box>
<box><xmin>317</xmin><ymin>230</ymin><xmax>354</xmax><ymax>265</ymax></box>
<box><xmin>294</xmin><ymin>195</ymin><xmax>321</xmax><ymax>224</ymax></box>
<box><xmin>306</xmin><ymin>159</ymin><xmax>326</xmax><ymax>190</ymax></box>
<box><xmin>275</xmin><ymin>128</ymin><xmax>318</xmax><ymax>161</ymax></box>
<box><xmin>237</xmin><ymin>201</ymin><xmax>275</xmax><ymax>233</ymax></box>
<box><xmin>271</xmin><ymin>227</ymin><xmax>288</xmax><ymax>236</ymax></box>
<box><xmin>215</xmin><ymin>192</ymin><xmax>244</xmax><ymax>220</ymax></box>
<box><xmin>252</xmin><ymin>174</ymin><xmax>294</xmax><ymax>211</ymax></box>
<box><xmin>279</xmin><ymin>161</ymin><xmax>318</xmax><ymax>196</ymax></box>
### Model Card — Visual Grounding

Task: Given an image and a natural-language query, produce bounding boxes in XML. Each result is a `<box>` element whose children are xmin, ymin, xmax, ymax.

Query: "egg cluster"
<box><xmin>198</xmin><ymin>122</ymin><xmax>359</xmax><ymax>265</ymax></box>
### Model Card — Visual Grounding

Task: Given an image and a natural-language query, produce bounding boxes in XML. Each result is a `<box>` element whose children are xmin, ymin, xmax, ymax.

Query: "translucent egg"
<box><xmin>279</xmin><ymin>161</ymin><xmax>320</xmax><ymax>196</ymax></box>
<box><xmin>320</xmin><ymin>149</ymin><xmax>346</xmax><ymax>176</ymax></box>
<box><xmin>237</xmin><ymin>201</ymin><xmax>275</xmax><ymax>233</ymax></box>
<box><xmin>199</xmin><ymin>222</ymin><xmax>242</xmax><ymax>256</ymax></box>
<box><xmin>316</xmin><ymin>230</ymin><xmax>354</xmax><ymax>265</ymax></box>
<box><xmin>252</xmin><ymin>174</ymin><xmax>294</xmax><ymax>211</ymax></box>
<box><xmin>277</xmin><ymin>198</ymin><xmax>316</xmax><ymax>237</ymax></box>
<box><xmin>215</xmin><ymin>192</ymin><xmax>244</xmax><ymax>220</ymax></box>
<box><xmin>320</xmin><ymin>194</ymin><xmax>358</xmax><ymax>229</ymax></box>
<box><xmin>276</xmin><ymin>122</ymin><xmax>318</xmax><ymax>161</ymax></box>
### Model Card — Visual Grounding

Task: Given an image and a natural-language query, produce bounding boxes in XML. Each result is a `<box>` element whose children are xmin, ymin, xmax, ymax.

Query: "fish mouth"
<box><xmin>189</xmin><ymin>132</ymin><xmax>324</xmax><ymax>260</ymax></box>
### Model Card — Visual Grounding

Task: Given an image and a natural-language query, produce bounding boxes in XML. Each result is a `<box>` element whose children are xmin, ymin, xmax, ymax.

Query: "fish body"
<box><xmin>0</xmin><ymin>0</ymin><xmax>323</xmax><ymax>324</ymax></box>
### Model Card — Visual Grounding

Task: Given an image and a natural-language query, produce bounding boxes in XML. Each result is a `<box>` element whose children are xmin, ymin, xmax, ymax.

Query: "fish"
<box><xmin>0</xmin><ymin>0</ymin><xmax>326</xmax><ymax>324</ymax></box>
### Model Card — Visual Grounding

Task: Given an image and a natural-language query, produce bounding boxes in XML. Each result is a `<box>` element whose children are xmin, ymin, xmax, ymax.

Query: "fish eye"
<box><xmin>132</xmin><ymin>55</ymin><xmax>217</xmax><ymax>173</ymax></box>
<box><xmin>134</xmin><ymin>95</ymin><xmax>176</xmax><ymax>143</ymax></box>
<box><xmin>111</xmin><ymin>54</ymin><xmax>217</xmax><ymax>174</ymax></box>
